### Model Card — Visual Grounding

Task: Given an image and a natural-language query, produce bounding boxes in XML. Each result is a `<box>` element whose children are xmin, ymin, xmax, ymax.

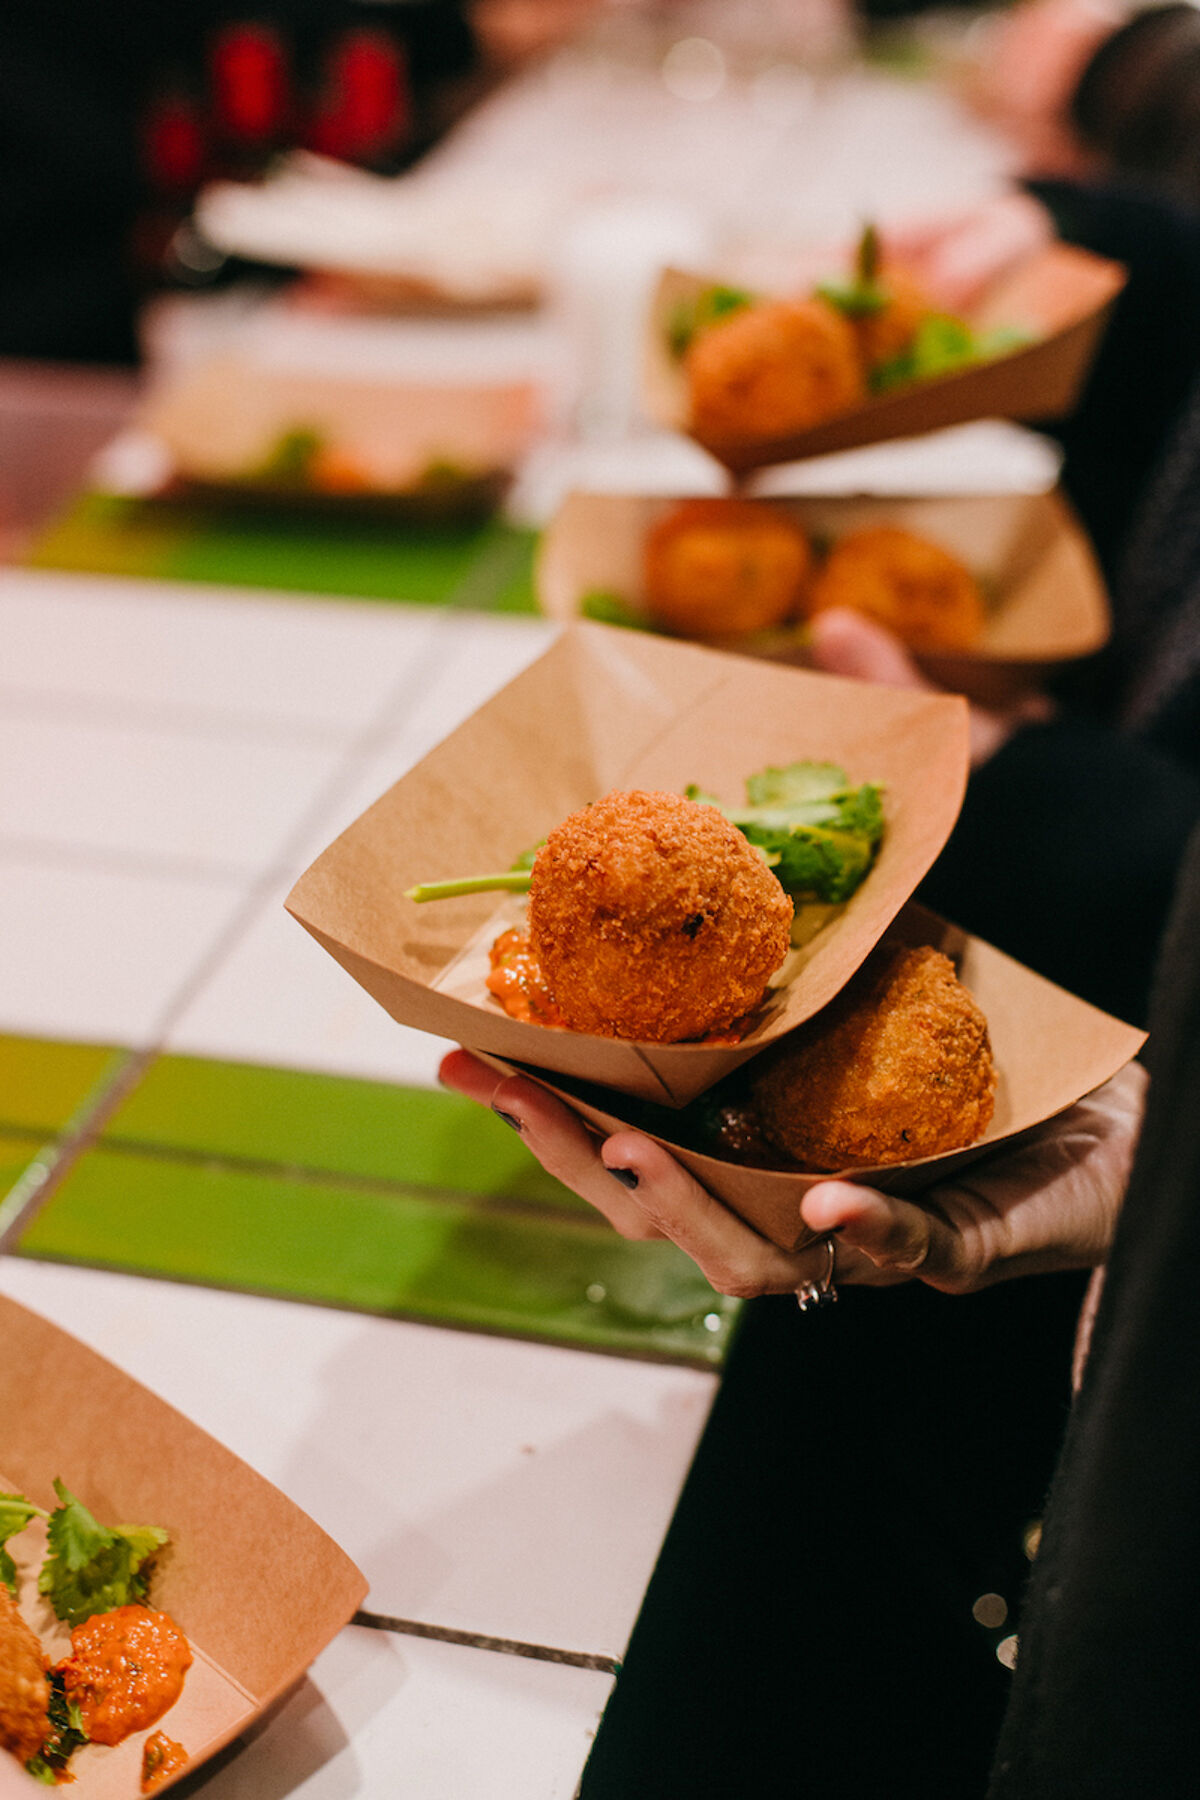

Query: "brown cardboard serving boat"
<box><xmin>536</xmin><ymin>488</ymin><xmax>1110</xmax><ymax>705</ymax></box>
<box><xmin>1</xmin><ymin>1295</ymin><xmax>367</xmax><ymax>1796</ymax></box>
<box><xmin>475</xmin><ymin>903</ymin><xmax>1146</xmax><ymax>1250</ymax></box>
<box><xmin>645</xmin><ymin>244</ymin><xmax>1126</xmax><ymax>473</ymax></box>
<box><xmin>137</xmin><ymin>356</ymin><xmax>541</xmax><ymax>520</ymax></box>
<box><xmin>287</xmin><ymin>625</ymin><xmax>969</xmax><ymax>1106</ymax></box>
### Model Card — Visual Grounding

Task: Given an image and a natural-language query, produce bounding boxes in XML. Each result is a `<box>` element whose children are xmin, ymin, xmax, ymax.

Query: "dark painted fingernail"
<box><xmin>492</xmin><ymin>1106</ymin><xmax>523</xmax><ymax>1133</ymax></box>
<box><xmin>607</xmin><ymin>1165</ymin><xmax>639</xmax><ymax>1190</ymax></box>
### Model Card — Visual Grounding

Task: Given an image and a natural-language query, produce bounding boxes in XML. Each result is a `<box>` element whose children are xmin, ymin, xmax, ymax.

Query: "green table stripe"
<box><xmin>19</xmin><ymin>1145</ymin><xmax>735</xmax><ymax>1364</ymax></box>
<box><xmin>0</xmin><ymin>1036</ymin><xmax>130</xmax><ymax>1136</ymax></box>
<box><xmin>30</xmin><ymin>494</ymin><xmax>538</xmax><ymax>609</ymax></box>
<box><xmin>102</xmin><ymin>1056</ymin><xmax>588</xmax><ymax>1210</ymax></box>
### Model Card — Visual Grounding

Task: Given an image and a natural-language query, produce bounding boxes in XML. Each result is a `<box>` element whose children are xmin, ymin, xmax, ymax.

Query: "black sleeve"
<box><xmin>918</xmin><ymin>713</ymin><xmax>1200</xmax><ymax>1029</ymax></box>
<box><xmin>987</xmin><ymin>819</ymin><xmax>1200</xmax><ymax>1799</ymax></box>
<box><xmin>1024</xmin><ymin>177</ymin><xmax>1200</xmax><ymax>576</ymax></box>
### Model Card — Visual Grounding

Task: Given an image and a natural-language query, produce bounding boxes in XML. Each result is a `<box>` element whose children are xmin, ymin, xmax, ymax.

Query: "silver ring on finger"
<box><xmin>795</xmin><ymin>1235</ymin><xmax>838</xmax><ymax>1312</ymax></box>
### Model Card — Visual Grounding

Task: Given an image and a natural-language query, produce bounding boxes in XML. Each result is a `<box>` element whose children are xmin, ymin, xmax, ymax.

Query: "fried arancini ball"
<box><xmin>685</xmin><ymin>298</ymin><xmax>865</xmax><ymax>444</ymax></box>
<box><xmin>751</xmin><ymin>942</ymin><xmax>996</xmax><ymax>1169</ymax></box>
<box><xmin>804</xmin><ymin>524</ymin><xmax>986</xmax><ymax>652</ymax></box>
<box><xmin>0</xmin><ymin>1584</ymin><xmax>50</xmax><ymax>1766</ymax></box>
<box><xmin>853</xmin><ymin>265</ymin><xmax>932</xmax><ymax>372</ymax></box>
<box><xmin>528</xmin><ymin>790</ymin><xmax>793</xmax><ymax>1043</ymax></box>
<box><xmin>643</xmin><ymin>498</ymin><xmax>812</xmax><ymax>640</ymax></box>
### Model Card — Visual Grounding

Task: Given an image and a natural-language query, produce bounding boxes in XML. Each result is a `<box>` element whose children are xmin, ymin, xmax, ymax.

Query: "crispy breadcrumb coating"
<box><xmin>685</xmin><ymin>298</ymin><xmax>865</xmax><ymax>444</ymax></box>
<box><xmin>805</xmin><ymin>524</ymin><xmax>985</xmax><ymax>652</ymax></box>
<box><xmin>0</xmin><ymin>1583</ymin><xmax>49</xmax><ymax>1767</ymax></box>
<box><xmin>528</xmin><ymin>790</ymin><xmax>793</xmax><ymax>1043</ymax></box>
<box><xmin>643</xmin><ymin>498</ymin><xmax>812</xmax><ymax>640</ymax></box>
<box><xmin>751</xmin><ymin>943</ymin><xmax>995</xmax><ymax>1168</ymax></box>
<box><xmin>852</xmin><ymin>266</ymin><xmax>931</xmax><ymax>372</ymax></box>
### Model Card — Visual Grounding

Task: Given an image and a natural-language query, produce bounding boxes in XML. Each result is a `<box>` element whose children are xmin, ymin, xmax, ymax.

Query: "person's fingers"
<box><xmin>601</xmin><ymin>1133</ymin><xmax>836</xmax><ymax>1297</ymax></box>
<box><xmin>438</xmin><ymin>1047</ymin><xmax>507</xmax><ymax>1106</ymax></box>
<box><xmin>438</xmin><ymin>1050</ymin><xmax>662</xmax><ymax>1237</ymax></box>
<box><xmin>800</xmin><ymin>1180</ymin><xmax>977</xmax><ymax>1290</ymax></box>
<box><xmin>807</xmin><ymin>607</ymin><xmax>932</xmax><ymax>690</ymax></box>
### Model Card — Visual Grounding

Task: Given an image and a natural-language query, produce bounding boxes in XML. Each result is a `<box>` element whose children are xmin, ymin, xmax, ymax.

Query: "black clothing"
<box><xmin>989</xmin><ymin>821</ymin><xmax>1200</xmax><ymax>1797</ymax></box>
<box><xmin>919</xmin><ymin>717</ymin><xmax>1200</xmax><ymax>1029</ymax></box>
<box><xmin>1027</xmin><ymin>177</ymin><xmax>1200</xmax><ymax>585</ymax></box>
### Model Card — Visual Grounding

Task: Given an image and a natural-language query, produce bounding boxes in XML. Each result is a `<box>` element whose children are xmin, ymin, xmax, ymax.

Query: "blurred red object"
<box><xmin>306</xmin><ymin>27</ymin><xmax>411</xmax><ymax>165</ymax></box>
<box><xmin>211</xmin><ymin>21</ymin><xmax>291</xmax><ymax>145</ymax></box>
<box><xmin>142</xmin><ymin>88</ymin><xmax>209</xmax><ymax>192</ymax></box>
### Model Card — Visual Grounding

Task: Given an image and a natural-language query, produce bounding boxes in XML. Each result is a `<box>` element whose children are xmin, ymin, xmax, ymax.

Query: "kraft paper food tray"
<box><xmin>476</xmin><ymin>903</ymin><xmax>1146</xmax><ymax>1251</ymax></box>
<box><xmin>537</xmin><ymin>489</ymin><xmax>1110</xmax><ymax>703</ymax></box>
<box><xmin>1</xmin><ymin>1296</ymin><xmax>367</xmax><ymax>1797</ymax></box>
<box><xmin>138</xmin><ymin>356</ymin><xmax>540</xmax><ymax>516</ymax></box>
<box><xmin>644</xmin><ymin>244</ymin><xmax>1126</xmax><ymax>472</ymax></box>
<box><xmin>287</xmin><ymin>624</ymin><xmax>968</xmax><ymax>1107</ymax></box>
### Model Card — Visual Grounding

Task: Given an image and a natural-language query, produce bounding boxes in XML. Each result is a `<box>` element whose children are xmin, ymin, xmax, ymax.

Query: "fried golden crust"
<box><xmin>751</xmin><ymin>943</ymin><xmax>996</xmax><ymax>1169</ymax></box>
<box><xmin>852</xmin><ymin>266</ymin><xmax>932</xmax><ymax>371</ymax></box>
<box><xmin>643</xmin><ymin>498</ymin><xmax>812</xmax><ymax>639</ymax></box>
<box><xmin>0</xmin><ymin>1584</ymin><xmax>50</xmax><ymax>1766</ymax></box>
<box><xmin>805</xmin><ymin>524</ymin><xmax>985</xmax><ymax>651</ymax></box>
<box><xmin>685</xmin><ymin>298</ymin><xmax>865</xmax><ymax>444</ymax></box>
<box><xmin>528</xmin><ymin>790</ymin><xmax>793</xmax><ymax>1043</ymax></box>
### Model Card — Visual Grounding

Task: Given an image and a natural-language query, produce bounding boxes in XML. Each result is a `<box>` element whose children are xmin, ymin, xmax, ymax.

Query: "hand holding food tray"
<box><xmin>469</xmin><ymin>903</ymin><xmax>1146</xmax><ymax>1252</ymax></box>
<box><xmin>287</xmin><ymin>626</ymin><xmax>970</xmax><ymax>1106</ymax></box>
<box><xmin>537</xmin><ymin>489</ymin><xmax>1110</xmax><ymax>706</ymax></box>
<box><xmin>643</xmin><ymin>239</ymin><xmax>1125</xmax><ymax>473</ymax></box>
<box><xmin>0</xmin><ymin>1299</ymin><xmax>366</xmax><ymax>1797</ymax></box>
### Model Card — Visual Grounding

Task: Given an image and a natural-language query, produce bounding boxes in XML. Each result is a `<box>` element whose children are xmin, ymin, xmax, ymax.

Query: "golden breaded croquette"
<box><xmin>0</xmin><ymin>1584</ymin><xmax>50</xmax><ymax>1767</ymax></box>
<box><xmin>852</xmin><ymin>265</ymin><xmax>932</xmax><ymax>372</ymax></box>
<box><xmin>643</xmin><ymin>498</ymin><xmax>812</xmax><ymax>640</ymax></box>
<box><xmin>805</xmin><ymin>524</ymin><xmax>986</xmax><ymax>652</ymax></box>
<box><xmin>751</xmin><ymin>942</ymin><xmax>996</xmax><ymax>1169</ymax></box>
<box><xmin>685</xmin><ymin>297</ymin><xmax>865</xmax><ymax>445</ymax></box>
<box><xmin>528</xmin><ymin>790</ymin><xmax>793</xmax><ymax>1043</ymax></box>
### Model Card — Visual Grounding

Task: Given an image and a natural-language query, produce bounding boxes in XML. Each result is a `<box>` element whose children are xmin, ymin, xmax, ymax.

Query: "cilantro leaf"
<box><xmin>38</xmin><ymin>1479</ymin><xmax>168</xmax><ymax>1627</ymax></box>
<box><xmin>667</xmin><ymin>284</ymin><xmax>755</xmax><ymax>358</ymax></box>
<box><xmin>0</xmin><ymin>1493</ymin><xmax>43</xmax><ymax>1596</ymax></box>
<box><xmin>690</xmin><ymin>761</ymin><xmax>885</xmax><ymax>904</ymax></box>
<box><xmin>25</xmin><ymin>1670</ymin><xmax>89</xmax><ymax>1783</ymax></box>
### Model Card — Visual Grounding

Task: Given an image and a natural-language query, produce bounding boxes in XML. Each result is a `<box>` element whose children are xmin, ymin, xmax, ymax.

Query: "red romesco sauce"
<box><xmin>56</xmin><ymin>1607</ymin><xmax>192</xmax><ymax>1747</ymax></box>
<box><xmin>141</xmin><ymin>1730</ymin><xmax>189</xmax><ymax>1791</ymax></box>
<box><xmin>486</xmin><ymin>928</ymin><xmax>567</xmax><ymax>1027</ymax></box>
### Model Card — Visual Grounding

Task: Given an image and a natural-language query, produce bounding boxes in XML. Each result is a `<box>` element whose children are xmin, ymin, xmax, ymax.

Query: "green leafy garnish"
<box><xmin>254</xmin><ymin>425</ymin><xmax>324</xmax><ymax>486</ymax></box>
<box><xmin>818</xmin><ymin>221</ymin><xmax>890</xmax><ymax>319</ymax></box>
<box><xmin>687</xmin><ymin>761</ymin><xmax>885</xmax><ymax>904</ymax></box>
<box><xmin>667</xmin><ymin>284</ymin><xmax>755</xmax><ymax>358</ymax></box>
<box><xmin>870</xmin><ymin>314</ymin><xmax>1033</xmax><ymax>394</ymax></box>
<box><xmin>580</xmin><ymin>590</ymin><xmax>653</xmax><ymax>631</ymax></box>
<box><xmin>25</xmin><ymin>1671</ymin><xmax>89</xmax><ymax>1784</ymax></box>
<box><xmin>406</xmin><ymin>840</ymin><xmax>542</xmax><ymax>904</ymax></box>
<box><xmin>0</xmin><ymin>1493</ymin><xmax>44</xmax><ymax>1595</ymax></box>
<box><xmin>37</xmin><ymin>1479</ymin><xmax>168</xmax><ymax>1627</ymax></box>
<box><xmin>408</xmin><ymin>764</ymin><xmax>884</xmax><ymax>907</ymax></box>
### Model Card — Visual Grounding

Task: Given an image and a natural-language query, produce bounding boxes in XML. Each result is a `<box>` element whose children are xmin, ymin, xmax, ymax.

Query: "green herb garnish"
<box><xmin>579</xmin><ymin>590</ymin><xmax>652</xmax><ymax>631</ymax></box>
<box><xmin>687</xmin><ymin>761</ymin><xmax>885</xmax><ymax>903</ymax></box>
<box><xmin>408</xmin><ymin>762</ymin><xmax>883</xmax><ymax>908</ymax></box>
<box><xmin>38</xmin><ymin>1479</ymin><xmax>168</xmax><ymax>1628</ymax></box>
<box><xmin>667</xmin><ymin>284</ymin><xmax>755</xmax><ymax>358</ymax></box>
<box><xmin>253</xmin><ymin>425</ymin><xmax>324</xmax><ymax>486</ymax></box>
<box><xmin>870</xmin><ymin>314</ymin><xmax>1033</xmax><ymax>393</ymax></box>
<box><xmin>26</xmin><ymin>1672</ymin><xmax>89</xmax><ymax>1785</ymax></box>
<box><xmin>0</xmin><ymin>1493</ymin><xmax>42</xmax><ymax>1596</ymax></box>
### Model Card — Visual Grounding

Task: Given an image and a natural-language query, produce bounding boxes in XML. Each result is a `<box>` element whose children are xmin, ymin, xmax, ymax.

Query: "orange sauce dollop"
<box><xmin>141</xmin><ymin>1730</ymin><xmax>189</xmax><ymax>1792</ymax></box>
<box><xmin>486</xmin><ymin>928</ymin><xmax>567</xmax><ymax>1027</ymax></box>
<box><xmin>56</xmin><ymin>1606</ymin><xmax>191</xmax><ymax>1747</ymax></box>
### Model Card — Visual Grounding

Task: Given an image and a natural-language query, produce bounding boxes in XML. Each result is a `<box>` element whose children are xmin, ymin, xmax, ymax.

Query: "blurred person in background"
<box><xmin>0</xmin><ymin>0</ymin><xmax>601</xmax><ymax>364</ymax></box>
<box><xmin>970</xmin><ymin>0</ymin><xmax>1200</xmax><ymax>202</ymax></box>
